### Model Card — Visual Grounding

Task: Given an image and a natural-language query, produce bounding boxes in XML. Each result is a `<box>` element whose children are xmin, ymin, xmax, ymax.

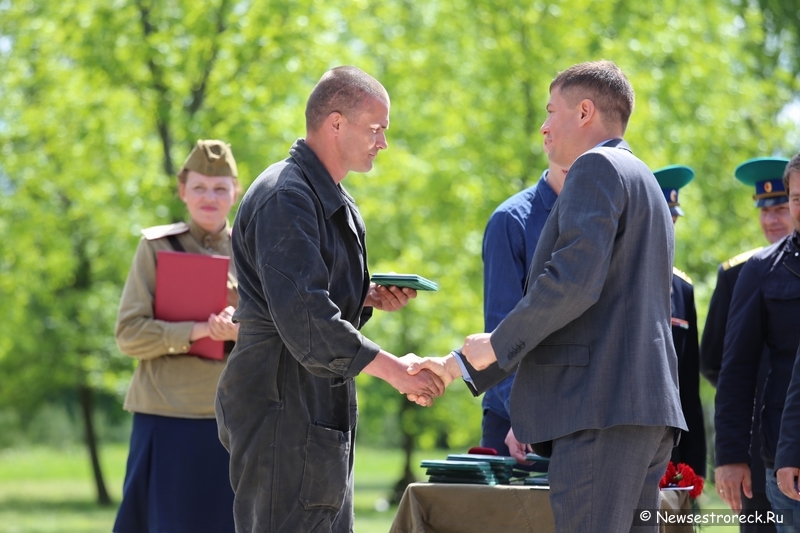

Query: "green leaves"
<box><xmin>0</xmin><ymin>0</ymin><xmax>797</xmax><ymax>447</ymax></box>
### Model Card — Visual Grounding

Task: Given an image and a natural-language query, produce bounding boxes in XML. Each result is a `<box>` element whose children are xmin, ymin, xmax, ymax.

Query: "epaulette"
<box><xmin>672</xmin><ymin>266</ymin><xmax>692</xmax><ymax>285</ymax></box>
<box><xmin>722</xmin><ymin>247</ymin><xmax>762</xmax><ymax>271</ymax></box>
<box><xmin>141</xmin><ymin>222</ymin><xmax>190</xmax><ymax>241</ymax></box>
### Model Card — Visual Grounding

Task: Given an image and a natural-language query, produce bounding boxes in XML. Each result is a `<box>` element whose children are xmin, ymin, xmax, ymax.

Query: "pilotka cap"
<box><xmin>182</xmin><ymin>139</ymin><xmax>238</xmax><ymax>178</ymax></box>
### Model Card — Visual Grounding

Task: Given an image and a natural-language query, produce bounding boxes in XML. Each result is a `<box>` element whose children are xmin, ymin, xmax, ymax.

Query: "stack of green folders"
<box><xmin>420</xmin><ymin>460</ymin><xmax>498</xmax><ymax>485</ymax></box>
<box><xmin>446</xmin><ymin>454</ymin><xmax>517</xmax><ymax>484</ymax></box>
<box><xmin>522</xmin><ymin>453</ymin><xmax>551</xmax><ymax>486</ymax></box>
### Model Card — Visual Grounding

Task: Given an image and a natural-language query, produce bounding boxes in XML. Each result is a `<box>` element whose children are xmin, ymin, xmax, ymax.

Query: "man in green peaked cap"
<box><xmin>653</xmin><ymin>165</ymin><xmax>707</xmax><ymax>480</ymax></box>
<box><xmin>654</xmin><ymin>165</ymin><xmax>694</xmax><ymax>220</ymax></box>
<box><xmin>704</xmin><ymin>157</ymin><xmax>792</xmax><ymax>533</ymax></box>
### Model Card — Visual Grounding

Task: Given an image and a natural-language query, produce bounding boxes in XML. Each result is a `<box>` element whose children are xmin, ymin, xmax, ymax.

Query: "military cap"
<box><xmin>735</xmin><ymin>157</ymin><xmax>789</xmax><ymax>208</ymax></box>
<box><xmin>654</xmin><ymin>165</ymin><xmax>694</xmax><ymax>217</ymax></box>
<box><xmin>181</xmin><ymin>139</ymin><xmax>238</xmax><ymax>178</ymax></box>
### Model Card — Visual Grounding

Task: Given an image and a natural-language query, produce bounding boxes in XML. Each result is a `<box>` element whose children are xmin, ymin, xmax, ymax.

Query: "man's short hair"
<box><xmin>550</xmin><ymin>60</ymin><xmax>634</xmax><ymax>132</ymax></box>
<box><xmin>305</xmin><ymin>66</ymin><xmax>389</xmax><ymax>132</ymax></box>
<box><xmin>783</xmin><ymin>152</ymin><xmax>800</xmax><ymax>194</ymax></box>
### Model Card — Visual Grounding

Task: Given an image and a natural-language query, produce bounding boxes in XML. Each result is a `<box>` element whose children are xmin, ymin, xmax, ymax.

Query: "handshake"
<box><xmin>383</xmin><ymin>332</ymin><xmax>498</xmax><ymax>407</ymax></box>
<box><xmin>363</xmin><ymin>285</ymin><xmax>499</xmax><ymax>406</ymax></box>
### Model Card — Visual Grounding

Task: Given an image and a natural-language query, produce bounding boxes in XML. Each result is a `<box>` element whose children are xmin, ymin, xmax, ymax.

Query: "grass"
<box><xmin>0</xmin><ymin>445</ymin><xmax>749</xmax><ymax>533</ymax></box>
<box><xmin>0</xmin><ymin>444</ymin><xmax>434</xmax><ymax>533</ymax></box>
<box><xmin>0</xmin><ymin>446</ymin><xmax>125</xmax><ymax>533</ymax></box>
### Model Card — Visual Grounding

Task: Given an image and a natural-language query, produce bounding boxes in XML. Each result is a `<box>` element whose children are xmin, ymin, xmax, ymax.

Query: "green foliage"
<box><xmin>0</xmin><ymin>403</ymin><xmax>131</xmax><ymax>451</ymax></box>
<box><xmin>0</xmin><ymin>411</ymin><xmax>23</xmax><ymax>449</ymax></box>
<box><xmin>1</xmin><ymin>0</ymin><xmax>798</xmax><ymax>455</ymax></box>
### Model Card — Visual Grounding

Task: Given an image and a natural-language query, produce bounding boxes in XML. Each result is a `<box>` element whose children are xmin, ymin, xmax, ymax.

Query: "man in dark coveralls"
<box><xmin>215</xmin><ymin>66</ymin><xmax>444</xmax><ymax>533</ymax></box>
<box><xmin>715</xmin><ymin>153</ymin><xmax>800</xmax><ymax>532</ymax></box>
<box><xmin>702</xmin><ymin>157</ymin><xmax>792</xmax><ymax>532</ymax></box>
<box><xmin>654</xmin><ymin>165</ymin><xmax>707</xmax><ymax>479</ymax></box>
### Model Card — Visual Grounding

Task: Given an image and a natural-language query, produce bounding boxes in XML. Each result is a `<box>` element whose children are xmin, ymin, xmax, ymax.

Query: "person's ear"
<box><xmin>328</xmin><ymin>111</ymin><xmax>343</xmax><ymax>135</ymax></box>
<box><xmin>178</xmin><ymin>182</ymin><xmax>186</xmax><ymax>202</ymax></box>
<box><xmin>579</xmin><ymin>99</ymin><xmax>595</xmax><ymax>124</ymax></box>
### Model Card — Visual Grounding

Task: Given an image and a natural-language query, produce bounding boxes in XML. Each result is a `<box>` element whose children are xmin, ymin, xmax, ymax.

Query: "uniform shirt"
<box><xmin>715</xmin><ymin>232</ymin><xmax>800</xmax><ymax>470</ymax></box>
<box><xmin>481</xmin><ymin>173</ymin><xmax>557</xmax><ymax>419</ymax></box>
<box><xmin>115</xmin><ymin>219</ymin><xmax>237</xmax><ymax>418</ymax></box>
<box><xmin>670</xmin><ymin>269</ymin><xmax>706</xmax><ymax>476</ymax></box>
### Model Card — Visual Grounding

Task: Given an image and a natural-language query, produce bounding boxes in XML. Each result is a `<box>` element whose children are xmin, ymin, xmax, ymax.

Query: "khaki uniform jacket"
<box><xmin>116</xmin><ymin>219</ymin><xmax>237</xmax><ymax>418</ymax></box>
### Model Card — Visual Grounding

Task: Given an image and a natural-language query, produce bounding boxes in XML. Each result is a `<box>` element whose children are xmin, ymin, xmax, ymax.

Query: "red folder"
<box><xmin>154</xmin><ymin>250</ymin><xmax>230</xmax><ymax>360</ymax></box>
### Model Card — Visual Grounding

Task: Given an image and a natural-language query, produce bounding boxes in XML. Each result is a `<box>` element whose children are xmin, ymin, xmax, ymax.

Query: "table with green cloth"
<box><xmin>389</xmin><ymin>483</ymin><xmax>692</xmax><ymax>533</ymax></box>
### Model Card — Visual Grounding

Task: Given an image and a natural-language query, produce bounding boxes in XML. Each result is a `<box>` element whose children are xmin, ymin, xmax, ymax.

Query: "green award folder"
<box><xmin>370</xmin><ymin>273</ymin><xmax>438</xmax><ymax>291</ymax></box>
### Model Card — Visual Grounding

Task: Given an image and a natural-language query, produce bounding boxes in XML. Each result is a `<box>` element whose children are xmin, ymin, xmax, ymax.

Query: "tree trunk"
<box><xmin>391</xmin><ymin>399</ymin><xmax>417</xmax><ymax>504</ymax></box>
<box><xmin>78</xmin><ymin>385</ymin><xmax>112</xmax><ymax>506</ymax></box>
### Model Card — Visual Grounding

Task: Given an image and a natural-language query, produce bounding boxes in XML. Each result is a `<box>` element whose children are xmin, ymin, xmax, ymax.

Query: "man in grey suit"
<box><xmin>410</xmin><ymin>61</ymin><xmax>687</xmax><ymax>532</ymax></box>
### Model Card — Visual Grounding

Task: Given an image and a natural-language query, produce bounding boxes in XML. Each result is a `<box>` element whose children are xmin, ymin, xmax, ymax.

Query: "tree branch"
<box><xmin>185</xmin><ymin>0</ymin><xmax>232</xmax><ymax>119</ymax></box>
<box><xmin>135</xmin><ymin>0</ymin><xmax>174</xmax><ymax>177</ymax></box>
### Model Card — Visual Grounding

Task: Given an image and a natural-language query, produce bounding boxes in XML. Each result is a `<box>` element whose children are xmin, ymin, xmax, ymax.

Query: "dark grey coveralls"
<box><xmin>216</xmin><ymin>140</ymin><xmax>381</xmax><ymax>533</ymax></box>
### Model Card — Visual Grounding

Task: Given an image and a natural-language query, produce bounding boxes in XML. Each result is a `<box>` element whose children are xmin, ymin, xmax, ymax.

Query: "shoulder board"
<box><xmin>141</xmin><ymin>222</ymin><xmax>189</xmax><ymax>241</ymax></box>
<box><xmin>672</xmin><ymin>267</ymin><xmax>692</xmax><ymax>284</ymax></box>
<box><xmin>722</xmin><ymin>247</ymin><xmax>763</xmax><ymax>271</ymax></box>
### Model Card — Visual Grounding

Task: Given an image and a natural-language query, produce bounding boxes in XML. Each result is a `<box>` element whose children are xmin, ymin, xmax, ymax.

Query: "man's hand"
<box><xmin>715</xmin><ymin>463</ymin><xmax>752</xmax><ymax>511</ymax></box>
<box><xmin>363</xmin><ymin>351</ymin><xmax>444</xmax><ymax>407</ymax></box>
<box><xmin>463</xmin><ymin>333</ymin><xmax>497</xmax><ymax>370</ymax></box>
<box><xmin>407</xmin><ymin>353</ymin><xmax>461</xmax><ymax>387</ymax></box>
<box><xmin>364</xmin><ymin>283</ymin><xmax>417</xmax><ymax>312</ymax></box>
<box><xmin>505</xmin><ymin>427</ymin><xmax>532</xmax><ymax>464</ymax></box>
<box><xmin>776</xmin><ymin>467</ymin><xmax>800</xmax><ymax>501</ymax></box>
<box><xmin>392</xmin><ymin>354</ymin><xmax>444</xmax><ymax>407</ymax></box>
<box><xmin>405</xmin><ymin>353</ymin><xmax>462</xmax><ymax>405</ymax></box>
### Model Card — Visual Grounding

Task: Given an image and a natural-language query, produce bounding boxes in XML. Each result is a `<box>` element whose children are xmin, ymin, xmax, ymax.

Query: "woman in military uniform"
<box><xmin>113</xmin><ymin>140</ymin><xmax>240</xmax><ymax>533</ymax></box>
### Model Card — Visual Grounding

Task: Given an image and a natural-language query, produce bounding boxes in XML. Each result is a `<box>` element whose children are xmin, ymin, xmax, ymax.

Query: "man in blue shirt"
<box><xmin>480</xmin><ymin>159</ymin><xmax>567</xmax><ymax>459</ymax></box>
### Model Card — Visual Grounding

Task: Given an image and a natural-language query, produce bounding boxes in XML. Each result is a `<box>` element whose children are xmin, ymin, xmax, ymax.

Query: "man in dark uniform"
<box><xmin>702</xmin><ymin>157</ymin><xmax>793</xmax><ymax>532</ymax></box>
<box><xmin>715</xmin><ymin>154</ymin><xmax>800</xmax><ymax>532</ymax></box>
<box><xmin>654</xmin><ymin>165</ymin><xmax>707</xmax><ymax>478</ymax></box>
<box><xmin>701</xmin><ymin>157</ymin><xmax>793</xmax><ymax>384</ymax></box>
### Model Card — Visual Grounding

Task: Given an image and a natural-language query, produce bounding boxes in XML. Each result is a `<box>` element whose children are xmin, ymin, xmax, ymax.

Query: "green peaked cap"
<box><xmin>654</xmin><ymin>165</ymin><xmax>694</xmax><ymax>217</ymax></box>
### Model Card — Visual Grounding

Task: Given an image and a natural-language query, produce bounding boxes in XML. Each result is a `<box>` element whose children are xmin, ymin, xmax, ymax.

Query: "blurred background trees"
<box><xmin>1</xmin><ymin>0</ymin><xmax>798</xmax><ymax>504</ymax></box>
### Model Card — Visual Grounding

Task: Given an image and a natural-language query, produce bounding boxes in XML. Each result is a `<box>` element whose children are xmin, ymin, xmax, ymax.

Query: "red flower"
<box><xmin>659</xmin><ymin>461</ymin><xmax>704</xmax><ymax>499</ymax></box>
<box><xmin>659</xmin><ymin>462</ymin><xmax>677</xmax><ymax>489</ymax></box>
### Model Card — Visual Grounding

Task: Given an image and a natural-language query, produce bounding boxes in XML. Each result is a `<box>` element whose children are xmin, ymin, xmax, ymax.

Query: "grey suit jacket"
<box><xmin>465</xmin><ymin>140</ymin><xmax>687</xmax><ymax>447</ymax></box>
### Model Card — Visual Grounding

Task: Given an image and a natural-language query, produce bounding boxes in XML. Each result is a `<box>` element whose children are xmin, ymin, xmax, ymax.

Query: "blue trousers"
<box><xmin>765</xmin><ymin>468</ymin><xmax>800</xmax><ymax>533</ymax></box>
